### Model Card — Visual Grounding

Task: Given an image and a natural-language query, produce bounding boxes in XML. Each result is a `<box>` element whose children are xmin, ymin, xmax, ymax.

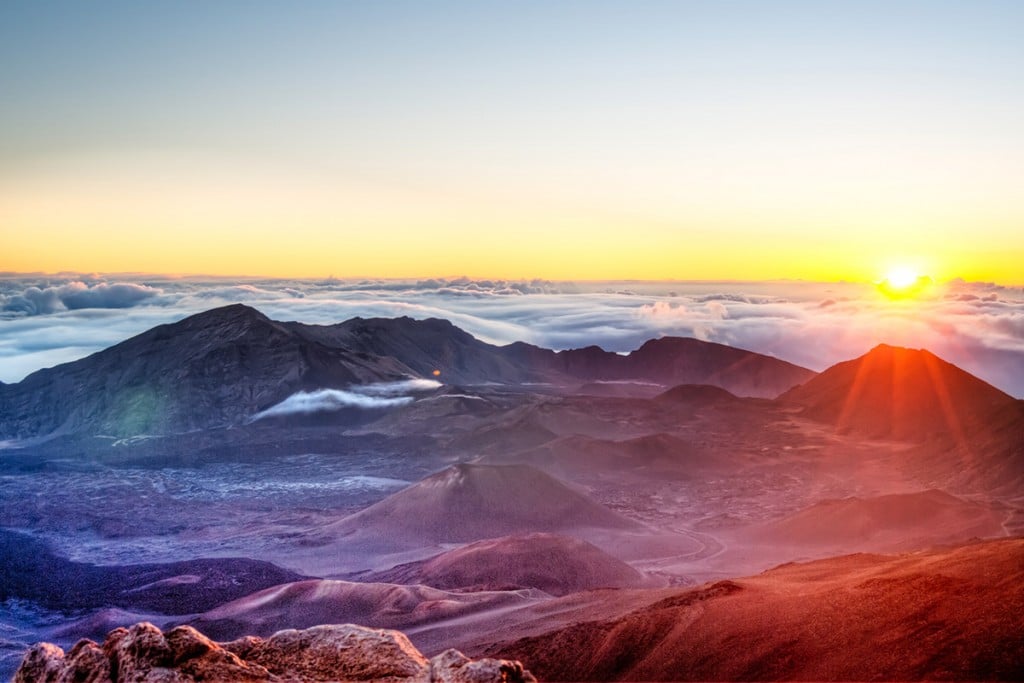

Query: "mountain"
<box><xmin>617</xmin><ymin>338</ymin><xmax>813</xmax><ymax>398</ymax></box>
<box><xmin>781</xmin><ymin>343</ymin><xmax>1021</xmax><ymax>442</ymax></box>
<box><xmin>780</xmin><ymin>344</ymin><xmax>1024</xmax><ymax>492</ymax></box>
<box><xmin>289</xmin><ymin>317</ymin><xmax>814</xmax><ymax>395</ymax></box>
<box><xmin>0</xmin><ymin>305</ymin><xmax>416</xmax><ymax>439</ymax></box>
<box><xmin>286</xmin><ymin>316</ymin><xmax>536</xmax><ymax>385</ymax></box>
<box><xmin>363</xmin><ymin>533</ymin><xmax>645</xmax><ymax>595</ymax></box>
<box><xmin>0</xmin><ymin>304</ymin><xmax>814</xmax><ymax>439</ymax></box>
<box><xmin>322</xmin><ymin>463</ymin><xmax>642</xmax><ymax>547</ymax></box>
<box><xmin>494</xmin><ymin>537</ymin><xmax>1024</xmax><ymax>681</ymax></box>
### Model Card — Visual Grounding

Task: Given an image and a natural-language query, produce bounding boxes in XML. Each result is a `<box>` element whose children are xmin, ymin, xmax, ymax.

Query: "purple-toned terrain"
<box><xmin>1</xmin><ymin>304</ymin><xmax>1022</xmax><ymax>680</ymax></box>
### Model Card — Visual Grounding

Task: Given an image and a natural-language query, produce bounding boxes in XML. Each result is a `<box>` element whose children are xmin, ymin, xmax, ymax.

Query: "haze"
<box><xmin>2</xmin><ymin>1</ymin><xmax>1024</xmax><ymax>283</ymax></box>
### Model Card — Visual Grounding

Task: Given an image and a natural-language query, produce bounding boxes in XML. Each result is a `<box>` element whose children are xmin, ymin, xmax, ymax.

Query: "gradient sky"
<box><xmin>1</xmin><ymin>1</ymin><xmax>1022</xmax><ymax>283</ymax></box>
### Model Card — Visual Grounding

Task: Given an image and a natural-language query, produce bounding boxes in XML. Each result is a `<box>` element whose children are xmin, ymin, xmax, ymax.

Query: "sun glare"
<box><xmin>886</xmin><ymin>267</ymin><xmax>919</xmax><ymax>290</ymax></box>
<box><xmin>878</xmin><ymin>266</ymin><xmax>931</xmax><ymax>300</ymax></box>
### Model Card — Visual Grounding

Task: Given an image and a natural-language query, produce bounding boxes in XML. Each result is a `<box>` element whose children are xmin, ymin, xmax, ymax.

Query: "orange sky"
<box><xmin>2</xmin><ymin>3</ymin><xmax>1022</xmax><ymax>285</ymax></box>
<box><xmin>1</xmin><ymin>154</ymin><xmax>1019</xmax><ymax>284</ymax></box>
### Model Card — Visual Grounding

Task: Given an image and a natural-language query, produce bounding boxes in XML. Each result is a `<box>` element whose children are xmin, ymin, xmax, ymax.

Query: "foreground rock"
<box><xmin>15</xmin><ymin>622</ymin><xmax>535</xmax><ymax>683</ymax></box>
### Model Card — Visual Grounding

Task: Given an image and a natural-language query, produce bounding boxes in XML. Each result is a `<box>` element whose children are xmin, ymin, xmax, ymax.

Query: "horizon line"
<box><xmin>0</xmin><ymin>270</ymin><xmax>1018</xmax><ymax>288</ymax></box>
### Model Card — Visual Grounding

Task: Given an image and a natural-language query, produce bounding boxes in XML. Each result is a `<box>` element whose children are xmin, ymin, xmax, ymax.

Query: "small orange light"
<box><xmin>432</xmin><ymin>369</ymin><xmax>441</xmax><ymax>377</ymax></box>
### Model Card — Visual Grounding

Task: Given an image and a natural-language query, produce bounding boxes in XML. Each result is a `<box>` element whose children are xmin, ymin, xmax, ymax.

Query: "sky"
<box><xmin>2</xmin><ymin>275</ymin><xmax>1023</xmax><ymax>398</ymax></box>
<box><xmin>1</xmin><ymin>1</ymin><xmax>1022</xmax><ymax>283</ymax></box>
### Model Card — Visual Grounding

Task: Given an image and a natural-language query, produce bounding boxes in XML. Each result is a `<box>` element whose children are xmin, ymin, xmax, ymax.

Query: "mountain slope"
<box><xmin>780</xmin><ymin>344</ymin><xmax>1024</xmax><ymax>492</ymax></box>
<box><xmin>0</xmin><ymin>305</ymin><xmax>415</xmax><ymax>438</ymax></box>
<box><xmin>323</xmin><ymin>463</ymin><xmax>642</xmax><ymax>547</ymax></box>
<box><xmin>298</xmin><ymin>318</ymin><xmax>814</xmax><ymax>397</ymax></box>
<box><xmin>0</xmin><ymin>305</ymin><xmax>815</xmax><ymax>439</ymax></box>
<box><xmin>184</xmin><ymin>579</ymin><xmax>538</xmax><ymax>642</ymax></box>
<box><xmin>494</xmin><ymin>537</ymin><xmax>1024</xmax><ymax>681</ymax></box>
<box><xmin>363</xmin><ymin>533</ymin><xmax>645</xmax><ymax>595</ymax></box>
<box><xmin>618</xmin><ymin>337</ymin><xmax>813</xmax><ymax>398</ymax></box>
<box><xmin>749</xmin><ymin>489</ymin><xmax>1007</xmax><ymax>552</ymax></box>
<box><xmin>781</xmin><ymin>343</ymin><xmax>1019</xmax><ymax>442</ymax></box>
<box><xmin>288</xmin><ymin>316</ymin><xmax>535</xmax><ymax>385</ymax></box>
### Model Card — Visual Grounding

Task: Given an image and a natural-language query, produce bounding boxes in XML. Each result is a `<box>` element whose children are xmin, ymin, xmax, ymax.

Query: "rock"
<box><xmin>13</xmin><ymin>642</ymin><xmax>68</xmax><ymax>683</ymax></box>
<box><xmin>430</xmin><ymin>649</ymin><xmax>537</xmax><ymax>683</ymax></box>
<box><xmin>234</xmin><ymin>624</ymin><xmax>430</xmax><ymax>681</ymax></box>
<box><xmin>62</xmin><ymin>639</ymin><xmax>112</xmax><ymax>683</ymax></box>
<box><xmin>14</xmin><ymin>622</ymin><xmax>534</xmax><ymax>682</ymax></box>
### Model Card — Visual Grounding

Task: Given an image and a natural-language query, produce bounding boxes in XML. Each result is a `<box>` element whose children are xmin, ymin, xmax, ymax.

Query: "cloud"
<box><xmin>0</xmin><ymin>276</ymin><xmax>1022</xmax><ymax>397</ymax></box>
<box><xmin>252</xmin><ymin>389</ymin><xmax>413</xmax><ymax>419</ymax></box>
<box><xmin>250</xmin><ymin>379</ymin><xmax>442</xmax><ymax>419</ymax></box>
<box><xmin>354</xmin><ymin>379</ymin><xmax>442</xmax><ymax>396</ymax></box>
<box><xmin>1</xmin><ymin>281</ymin><xmax>161</xmax><ymax>316</ymax></box>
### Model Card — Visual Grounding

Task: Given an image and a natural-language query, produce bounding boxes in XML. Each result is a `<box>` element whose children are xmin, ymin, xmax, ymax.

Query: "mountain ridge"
<box><xmin>0</xmin><ymin>304</ymin><xmax>815</xmax><ymax>439</ymax></box>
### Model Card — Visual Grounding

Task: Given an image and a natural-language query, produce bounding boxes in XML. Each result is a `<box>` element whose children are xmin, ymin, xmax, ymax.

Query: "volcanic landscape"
<box><xmin>2</xmin><ymin>304</ymin><xmax>1022</xmax><ymax>680</ymax></box>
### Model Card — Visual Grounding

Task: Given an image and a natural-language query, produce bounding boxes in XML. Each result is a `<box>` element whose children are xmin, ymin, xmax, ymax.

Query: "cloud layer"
<box><xmin>0</xmin><ymin>281</ymin><xmax>160</xmax><ymax>315</ymax></box>
<box><xmin>1</xmin><ymin>275</ymin><xmax>1022</xmax><ymax>397</ymax></box>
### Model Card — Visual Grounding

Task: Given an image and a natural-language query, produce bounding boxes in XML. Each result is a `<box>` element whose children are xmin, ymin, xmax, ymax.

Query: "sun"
<box><xmin>886</xmin><ymin>266</ymin><xmax>919</xmax><ymax>290</ymax></box>
<box><xmin>878</xmin><ymin>266</ymin><xmax>931</xmax><ymax>299</ymax></box>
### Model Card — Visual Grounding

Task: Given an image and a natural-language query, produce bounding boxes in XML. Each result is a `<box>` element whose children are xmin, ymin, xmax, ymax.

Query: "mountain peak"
<box><xmin>782</xmin><ymin>344</ymin><xmax>1016</xmax><ymax>441</ymax></box>
<box><xmin>328</xmin><ymin>463</ymin><xmax>641</xmax><ymax>546</ymax></box>
<box><xmin>175</xmin><ymin>302</ymin><xmax>271</xmax><ymax>326</ymax></box>
<box><xmin>865</xmin><ymin>342</ymin><xmax>930</xmax><ymax>357</ymax></box>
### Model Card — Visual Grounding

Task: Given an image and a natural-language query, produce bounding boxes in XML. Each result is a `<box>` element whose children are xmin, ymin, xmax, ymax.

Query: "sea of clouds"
<box><xmin>1</xmin><ymin>274</ymin><xmax>1022</xmax><ymax>397</ymax></box>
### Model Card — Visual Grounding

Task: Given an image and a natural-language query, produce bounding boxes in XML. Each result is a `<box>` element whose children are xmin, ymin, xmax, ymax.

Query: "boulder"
<box><xmin>14</xmin><ymin>621</ymin><xmax>534</xmax><ymax>683</ymax></box>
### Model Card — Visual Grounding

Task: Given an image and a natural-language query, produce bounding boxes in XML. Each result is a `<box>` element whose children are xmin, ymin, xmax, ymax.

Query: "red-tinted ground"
<box><xmin>493</xmin><ymin>537</ymin><xmax>1024</xmax><ymax>681</ymax></box>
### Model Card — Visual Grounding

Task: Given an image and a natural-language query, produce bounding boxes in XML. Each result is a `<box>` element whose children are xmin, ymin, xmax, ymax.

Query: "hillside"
<box><xmin>323</xmin><ymin>464</ymin><xmax>643</xmax><ymax>547</ymax></box>
<box><xmin>364</xmin><ymin>533</ymin><xmax>645</xmax><ymax>595</ymax></box>
<box><xmin>781</xmin><ymin>343</ymin><xmax>1019</xmax><ymax>442</ymax></box>
<box><xmin>494</xmin><ymin>537</ymin><xmax>1024</xmax><ymax>681</ymax></box>
<box><xmin>749</xmin><ymin>489</ymin><xmax>1007</xmax><ymax>552</ymax></box>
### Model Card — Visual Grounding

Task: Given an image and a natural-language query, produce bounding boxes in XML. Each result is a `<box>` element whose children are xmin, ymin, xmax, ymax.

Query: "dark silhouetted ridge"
<box><xmin>0</xmin><ymin>304</ymin><xmax>416</xmax><ymax>438</ymax></box>
<box><xmin>0</xmin><ymin>306</ymin><xmax>815</xmax><ymax>439</ymax></box>
<box><xmin>288</xmin><ymin>316</ymin><xmax>532</xmax><ymax>385</ymax></box>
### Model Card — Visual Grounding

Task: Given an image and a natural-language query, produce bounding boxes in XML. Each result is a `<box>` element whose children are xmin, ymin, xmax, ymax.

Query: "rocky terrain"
<box><xmin>15</xmin><ymin>622</ymin><xmax>534</xmax><ymax>682</ymax></box>
<box><xmin>0</xmin><ymin>530</ymin><xmax>305</xmax><ymax>614</ymax></box>
<box><xmin>2</xmin><ymin>305</ymin><xmax>1022</xmax><ymax>680</ymax></box>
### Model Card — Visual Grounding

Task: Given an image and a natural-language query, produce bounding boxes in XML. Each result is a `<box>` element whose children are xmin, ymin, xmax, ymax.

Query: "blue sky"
<box><xmin>2</xmin><ymin>1</ymin><xmax>1023</xmax><ymax>281</ymax></box>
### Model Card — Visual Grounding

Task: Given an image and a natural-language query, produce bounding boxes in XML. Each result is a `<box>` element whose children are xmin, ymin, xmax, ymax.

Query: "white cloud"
<box><xmin>354</xmin><ymin>379</ymin><xmax>442</xmax><ymax>396</ymax></box>
<box><xmin>0</xmin><ymin>276</ymin><xmax>1022</xmax><ymax>397</ymax></box>
<box><xmin>251</xmin><ymin>379</ymin><xmax>443</xmax><ymax>419</ymax></box>
<box><xmin>252</xmin><ymin>389</ymin><xmax>412</xmax><ymax>419</ymax></box>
